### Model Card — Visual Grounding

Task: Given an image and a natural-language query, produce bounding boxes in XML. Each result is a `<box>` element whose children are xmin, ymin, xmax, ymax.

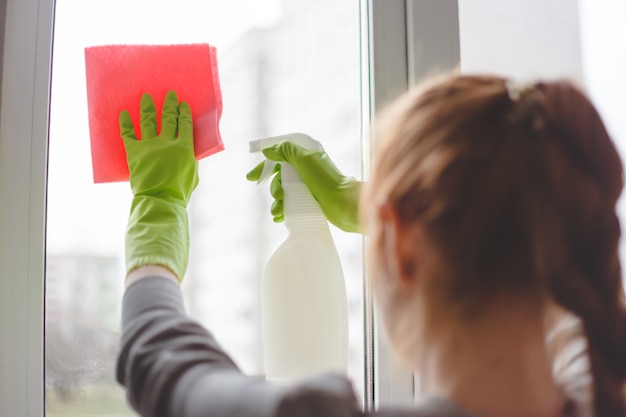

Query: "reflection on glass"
<box><xmin>45</xmin><ymin>0</ymin><xmax>362</xmax><ymax>415</ymax></box>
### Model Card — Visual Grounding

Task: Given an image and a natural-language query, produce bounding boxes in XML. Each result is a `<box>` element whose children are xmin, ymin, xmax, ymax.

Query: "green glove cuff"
<box><xmin>125</xmin><ymin>195</ymin><xmax>190</xmax><ymax>281</ymax></box>
<box><xmin>332</xmin><ymin>178</ymin><xmax>362</xmax><ymax>234</ymax></box>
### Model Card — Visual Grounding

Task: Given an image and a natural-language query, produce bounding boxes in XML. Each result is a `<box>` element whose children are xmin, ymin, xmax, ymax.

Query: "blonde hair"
<box><xmin>364</xmin><ymin>74</ymin><xmax>626</xmax><ymax>416</ymax></box>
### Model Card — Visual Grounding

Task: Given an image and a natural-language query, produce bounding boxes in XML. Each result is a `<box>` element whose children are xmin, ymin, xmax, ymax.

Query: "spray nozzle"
<box><xmin>249</xmin><ymin>133</ymin><xmax>323</xmax><ymax>184</ymax></box>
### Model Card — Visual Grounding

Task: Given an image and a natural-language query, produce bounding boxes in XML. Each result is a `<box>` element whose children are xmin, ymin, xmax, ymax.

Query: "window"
<box><xmin>44</xmin><ymin>0</ymin><xmax>363</xmax><ymax>415</ymax></box>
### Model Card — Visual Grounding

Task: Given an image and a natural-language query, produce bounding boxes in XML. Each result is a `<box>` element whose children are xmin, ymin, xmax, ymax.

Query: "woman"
<box><xmin>117</xmin><ymin>74</ymin><xmax>626</xmax><ymax>417</ymax></box>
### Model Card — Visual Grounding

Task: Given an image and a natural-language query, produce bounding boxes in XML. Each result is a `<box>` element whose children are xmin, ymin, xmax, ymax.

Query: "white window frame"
<box><xmin>0</xmin><ymin>0</ymin><xmax>55</xmax><ymax>415</ymax></box>
<box><xmin>361</xmin><ymin>0</ymin><xmax>460</xmax><ymax>409</ymax></box>
<box><xmin>0</xmin><ymin>0</ymin><xmax>459</xmax><ymax>413</ymax></box>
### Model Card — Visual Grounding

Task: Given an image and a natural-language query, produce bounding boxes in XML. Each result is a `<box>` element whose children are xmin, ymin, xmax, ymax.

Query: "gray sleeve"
<box><xmin>116</xmin><ymin>276</ymin><xmax>361</xmax><ymax>417</ymax></box>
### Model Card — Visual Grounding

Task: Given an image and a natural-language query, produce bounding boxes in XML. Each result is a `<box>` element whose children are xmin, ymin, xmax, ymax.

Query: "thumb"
<box><xmin>262</xmin><ymin>141</ymin><xmax>310</xmax><ymax>163</ymax></box>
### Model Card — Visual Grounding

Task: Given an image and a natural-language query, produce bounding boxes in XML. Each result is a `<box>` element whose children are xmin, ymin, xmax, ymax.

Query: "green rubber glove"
<box><xmin>120</xmin><ymin>91</ymin><xmax>198</xmax><ymax>281</ymax></box>
<box><xmin>246</xmin><ymin>141</ymin><xmax>363</xmax><ymax>234</ymax></box>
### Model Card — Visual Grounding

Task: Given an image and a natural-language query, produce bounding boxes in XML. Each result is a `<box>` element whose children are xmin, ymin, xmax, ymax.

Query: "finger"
<box><xmin>270</xmin><ymin>170</ymin><xmax>284</xmax><ymax>200</ymax></box>
<box><xmin>262</xmin><ymin>141</ymin><xmax>307</xmax><ymax>163</ymax></box>
<box><xmin>139</xmin><ymin>93</ymin><xmax>158</xmax><ymax>139</ymax></box>
<box><xmin>178</xmin><ymin>101</ymin><xmax>193</xmax><ymax>140</ymax></box>
<box><xmin>246</xmin><ymin>161</ymin><xmax>266</xmax><ymax>181</ymax></box>
<box><xmin>247</xmin><ymin>160</ymin><xmax>281</xmax><ymax>182</ymax></box>
<box><xmin>161</xmin><ymin>91</ymin><xmax>179</xmax><ymax>138</ymax></box>
<box><xmin>119</xmin><ymin>110</ymin><xmax>137</xmax><ymax>141</ymax></box>
<box><xmin>262</xmin><ymin>143</ymin><xmax>288</xmax><ymax>162</ymax></box>
<box><xmin>271</xmin><ymin>199</ymin><xmax>284</xmax><ymax>220</ymax></box>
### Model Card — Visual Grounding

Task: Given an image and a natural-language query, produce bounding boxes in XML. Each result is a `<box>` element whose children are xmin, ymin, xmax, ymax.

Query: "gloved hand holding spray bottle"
<box><xmin>249</xmin><ymin>133</ymin><xmax>363</xmax><ymax>382</ymax></box>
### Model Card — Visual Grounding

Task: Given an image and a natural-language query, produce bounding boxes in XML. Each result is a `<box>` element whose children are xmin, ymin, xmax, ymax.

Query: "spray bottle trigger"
<box><xmin>250</xmin><ymin>134</ymin><xmax>322</xmax><ymax>185</ymax></box>
<box><xmin>257</xmin><ymin>160</ymin><xmax>278</xmax><ymax>184</ymax></box>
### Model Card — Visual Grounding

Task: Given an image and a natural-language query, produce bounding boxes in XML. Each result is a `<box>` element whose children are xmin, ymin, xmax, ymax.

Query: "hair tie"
<box><xmin>506</xmin><ymin>79</ymin><xmax>537</xmax><ymax>102</ymax></box>
<box><xmin>506</xmin><ymin>79</ymin><xmax>545</xmax><ymax>131</ymax></box>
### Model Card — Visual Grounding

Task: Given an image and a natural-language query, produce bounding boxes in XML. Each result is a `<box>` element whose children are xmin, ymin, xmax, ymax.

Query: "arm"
<box><xmin>118</xmin><ymin>271</ymin><xmax>359</xmax><ymax>417</ymax></box>
<box><xmin>116</xmin><ymin>93</ymin><xmax>360</xmax><ymax>417</ymax></box>
<box><xmin>117</xmin><ymin>273</ymin><xmax>291</xmax><ymax>417</ymax></box>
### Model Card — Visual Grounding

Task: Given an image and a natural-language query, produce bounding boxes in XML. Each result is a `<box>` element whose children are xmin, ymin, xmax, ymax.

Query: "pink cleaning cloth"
<box><xmin>85</xmin><ymin>44</ymin><xmax>224</xmax><ymax>183</ymax></box>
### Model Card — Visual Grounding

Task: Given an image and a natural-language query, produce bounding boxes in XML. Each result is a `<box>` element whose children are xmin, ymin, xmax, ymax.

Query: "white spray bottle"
<box><xmin>250</xmin><ymin>133</ymin><xmax>349</xmax><ymax>383</ymax></box>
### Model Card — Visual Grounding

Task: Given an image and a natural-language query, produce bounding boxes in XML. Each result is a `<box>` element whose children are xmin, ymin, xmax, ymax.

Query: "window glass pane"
<box><xmin>45</xmin><ymin>1</ymin><xmax>363</xmax><ymax>415</ymax></box>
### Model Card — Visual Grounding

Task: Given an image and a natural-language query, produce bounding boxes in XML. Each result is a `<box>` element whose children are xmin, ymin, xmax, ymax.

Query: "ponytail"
<box><xmin>537</xmin><ymin>81</ymin><xmax>626</xmax><ymax>417</ymax></box>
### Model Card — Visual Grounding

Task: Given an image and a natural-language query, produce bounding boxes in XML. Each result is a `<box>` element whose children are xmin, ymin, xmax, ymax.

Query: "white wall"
<box><xmin>459</xmin><ymin>0</ymin><xmax>583</xmax><ymax>81</ymax></box>
<box><xmin>577</xmin><ymin>0</ymin><xmax>626</xmax><ymax>277</ymax></box>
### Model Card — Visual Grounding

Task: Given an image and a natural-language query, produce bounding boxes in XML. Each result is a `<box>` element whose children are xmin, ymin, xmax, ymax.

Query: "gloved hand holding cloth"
<box><xmin>246</xmin><ymin>141</ymin><xmax>363</xmax><ymax>233</ymax></box>
<box><xmin>121</xmin><ymin>91</ymin><xmax>198</xmax><ymax>281</ymax></box>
